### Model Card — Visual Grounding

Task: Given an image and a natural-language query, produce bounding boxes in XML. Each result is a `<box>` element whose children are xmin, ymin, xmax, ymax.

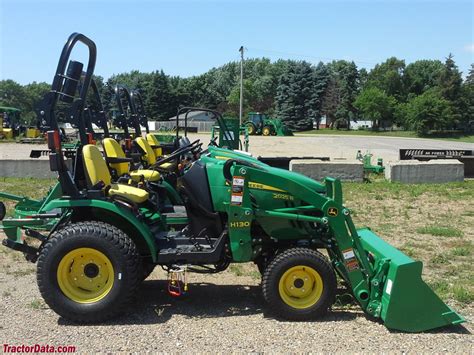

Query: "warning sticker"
<box><xmin>346</xmin><ymin>259</ymin><xmax>359</xmax><ymax>271</ymax></box>
<box><xmin>233</xmin><ymin>177</ymin><xmax>245</xmax><ymax>186</ymax></box>
<box><xmin>342</xmin><ymin>248</ymin><xmax>359</xmax><ymax>271</ymax></box>
<box><xmin>231</xmin><ymin>195</ymin><xmax>243</xmax><ymax>204</ymax></box>
<box><xmin>342</xmin><ymin>248</ymin><xmax>355</xmax><ymax>260</ymax></box>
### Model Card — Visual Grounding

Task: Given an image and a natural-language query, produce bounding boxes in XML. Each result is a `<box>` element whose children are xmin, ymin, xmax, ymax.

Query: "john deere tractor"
<box><xmin>245</xmin><ymin>112</ymin><xmax>293</xmax><ymax>136</ymax></box>
<box><xmin>0</xmin><ymin>33</ymin><xmax>465</xmax><ymax>332</ymax></box>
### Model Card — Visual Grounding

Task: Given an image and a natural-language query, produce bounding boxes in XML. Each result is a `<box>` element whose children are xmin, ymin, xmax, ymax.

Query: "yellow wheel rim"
<box><xmin>262</xmin><ymin>127</ymin><xmax>271</xmax><ymax>136</ymax></box>
<box><xmin>57</xmin><ymin>248</ymin><xmax>114</xmax><ymax>304</ymax></box>
<box><xmin>278</xmin><ymin>265</ymin><xmax>323</xmax><ymax>309</ymax></box>
<box><xmin>247</xmin><ymin>125</ymin><xmax>255</xmax><ymax>135</ymax></box>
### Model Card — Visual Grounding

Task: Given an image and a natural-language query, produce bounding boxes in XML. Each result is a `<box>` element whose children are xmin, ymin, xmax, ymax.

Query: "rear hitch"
<box><xmin>2</xmin><ymin>239</ymin><xmax>39</xmax><ymax>263</ymax></box>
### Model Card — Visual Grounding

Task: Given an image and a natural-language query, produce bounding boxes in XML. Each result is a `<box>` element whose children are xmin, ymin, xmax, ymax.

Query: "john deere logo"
<box><xmin>328</xmin><ymin>207</ymin><xmax>338</xmax><ymax>217</ymax></box>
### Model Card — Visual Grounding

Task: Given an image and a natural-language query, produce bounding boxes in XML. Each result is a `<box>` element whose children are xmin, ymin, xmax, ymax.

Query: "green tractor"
<box><xmin>0</xmin><ymin>33</ymin><xmax>465</xmax><ymax>332</ymax></box>
<box><xmin>245</xmin><ymin>112</ymin><xmax>293</xmax><ymax>136</ymax></box>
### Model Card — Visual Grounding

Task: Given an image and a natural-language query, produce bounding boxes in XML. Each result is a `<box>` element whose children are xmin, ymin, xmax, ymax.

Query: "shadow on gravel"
<box><xmin>57</xmin><ymin>280</ymin><xmax>359</xmax><ymax>326</ymax></box>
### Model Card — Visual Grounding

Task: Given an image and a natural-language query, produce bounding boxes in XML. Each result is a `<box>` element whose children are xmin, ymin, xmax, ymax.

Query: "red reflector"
<box><xmin>125</xmin><ymin>139</ymin><xmax>131</xmax><ymax>150</ymax></box>
<box><xmin>87</xmin><ymin>133</ymin><xmax>94</xmax><ymax>145</ymax></box>
<box><xmin>47</xmin><ymin>130</ymin><xmax>61</xmax><ymax>150</ymax></box>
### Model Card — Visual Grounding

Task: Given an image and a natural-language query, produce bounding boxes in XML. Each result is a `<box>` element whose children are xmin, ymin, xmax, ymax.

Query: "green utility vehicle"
<box><xmin>245</xmin><ymin>112</ymin><xmax>293</xmax><ymax>136</ymax></box>
<box><xmin>0</xmin><ymin>33</ymin><xmax>465</xmax><ymax>333</ymax></box>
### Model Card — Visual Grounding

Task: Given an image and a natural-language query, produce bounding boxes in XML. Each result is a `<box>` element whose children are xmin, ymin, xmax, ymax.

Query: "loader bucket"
<box><xmin>358</xmin><ymin>228</ymin><xmax>465</xmax><ymax>332</ymax></box>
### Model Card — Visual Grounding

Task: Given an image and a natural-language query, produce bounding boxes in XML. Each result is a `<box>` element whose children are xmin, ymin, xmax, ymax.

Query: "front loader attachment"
<box><xmin>358</xmin><ymin>228</ymin><xmax>465</xmax><ymax>332</ymax></box>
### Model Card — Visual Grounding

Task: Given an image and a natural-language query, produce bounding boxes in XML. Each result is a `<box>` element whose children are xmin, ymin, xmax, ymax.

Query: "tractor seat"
<box><xmin>83</xmin><ymin>144</ymin><xmax>149</xmax><ymax>204</ymax></box>
<box><xmin>135</xmin><ymin>136</ymin><xmax>173</xmax><ymax>170</ymax></box>
<box><xmin>146</xmin><ymin>133</ymin><xmax>163</xmax><ymax>157</ymax></box>
<box><xmin>102</xmin><ymin>138</ymin><xmax>161</xmax><ymax>182</ymax></box>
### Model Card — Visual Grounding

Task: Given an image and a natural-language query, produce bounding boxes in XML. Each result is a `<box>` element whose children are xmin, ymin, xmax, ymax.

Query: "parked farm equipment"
<box><xmin>400</xmin><ymin>149</ymin><xmax>474</xmax><ymax>178</ymax></box>
<box><xmin>245</xmin><ymin>112</ymin><xmax>293</xmax><ymax>136</ymax></box>
<box><xmin>0</xmin><ymin>33</ymin><xmax>465</xmax><ymax>333</ymax></box>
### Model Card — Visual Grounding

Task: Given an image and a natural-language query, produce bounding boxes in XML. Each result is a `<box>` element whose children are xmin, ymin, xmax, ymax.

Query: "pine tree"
<box><xmin>310</xmin><ymin>62</ymin><xmax>329</xmax><ymax>129</ymax></box>
<box><xmin>275</xmin><ymin>61</ymin><xmax>315</xmax><ymax>131</ymax></box>
<box><xmin>439</xmin><ymin>54</ymin><xmax>462</xmax><ymax>102</ymax></box>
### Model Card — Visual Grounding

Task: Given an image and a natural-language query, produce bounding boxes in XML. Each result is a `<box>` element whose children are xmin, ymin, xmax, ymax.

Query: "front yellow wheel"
<box><xmin>278</xmin><ymin>265</ymin><xmax>323</xmax><ymax>309</ymax></box>
<box><xmin>262</xmin><ymin>248</ymin><xmax>336</xmax><ymax>320</ymax></box>
<box><xmin>247</xmin><ymin>124</ymin><xmax>255</xmax><ymax>135</ymax></box>
<box><xmin>262</xmin><ymin>126</ymin><xmax>271</xmax><ymax>136</ymax></box>
<box><xmin>57</xmin><ymin>248</ymin><xmax>114</xmax><ymax>303</ymax></box>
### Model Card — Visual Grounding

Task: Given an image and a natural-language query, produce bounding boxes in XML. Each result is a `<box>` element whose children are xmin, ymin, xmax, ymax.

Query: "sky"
<box><xmin>0</xmin><ymin>0</ymin><xmax>473</xmax><ymax>85</ymax></box>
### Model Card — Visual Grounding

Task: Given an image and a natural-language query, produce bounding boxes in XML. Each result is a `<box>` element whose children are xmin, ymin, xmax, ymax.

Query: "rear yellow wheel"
<box><xmin>278</xmin><ymin>265</ymin><xmax>323</xmax><ymax>309</ymax></box>
<box><xmin>37</xmin><ymin>221</ymin><xmax>141</xmax><ymax>323</ymax></box>
<box><xmin>57</xmin><ymin>248</ymin><xmax>114</xmax><ymax>303</ymax></box>
<box><xmin>262</xmin><ymin>248</ymin><xmax>336</xmax><ymax>320</ymax></box>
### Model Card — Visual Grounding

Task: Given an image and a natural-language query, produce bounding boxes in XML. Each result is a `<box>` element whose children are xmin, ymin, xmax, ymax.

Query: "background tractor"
<box><xmin>245</xmin><ymin>112</ymin><xmax>293</xmax><ymax>136</ymax></box>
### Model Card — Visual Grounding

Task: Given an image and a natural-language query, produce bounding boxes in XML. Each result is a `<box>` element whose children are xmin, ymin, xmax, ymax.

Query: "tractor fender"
<box><xmin>41</xmin><ymin>199</ymin><xmax>158</xmax><ymax>262</ymax></box>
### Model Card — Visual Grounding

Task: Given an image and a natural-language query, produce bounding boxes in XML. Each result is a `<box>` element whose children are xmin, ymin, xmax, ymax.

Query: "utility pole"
<box><xmin>239</xmin><ymin>46</ymin><xmax>244</xmax><ymax>127</ymax></box>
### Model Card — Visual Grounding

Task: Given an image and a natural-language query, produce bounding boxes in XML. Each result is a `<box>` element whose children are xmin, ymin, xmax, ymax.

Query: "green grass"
<box><xmin>297</xmin><ymin>129</ymin><xmax>474</xmax><ymax>143</ymax></box>
<box><xmin>0</xmin><ymin>177</ymin><xmax>56</xmax><ymax>199</ymax></box>
<box><xmin>451</xmin><ymin>247</ymin><xmax>471</xmax><ymax>256</ymax></box>
<box><xmin>29</xmin><ymin>299</ymin><xmax>44</xmax><ymax>310</ymax></box>
<box><xmin>416</xmin><ymin>225</ymin><xmax>464</xmax><ymax>238</ymax></box>
<box><xmin>229</xmin><ymin>264</ymin><xmax>260</xmax><ymax>280</ymax></box>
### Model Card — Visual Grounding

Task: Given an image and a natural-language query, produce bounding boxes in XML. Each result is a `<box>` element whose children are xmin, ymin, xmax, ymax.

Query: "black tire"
<box><xmin>37</xmin><ymin>221</ymin><xmax>141</xmax><ymax>323</ymax></box>
<box><xmin>0</xmin><ymin>201</ymin><xmax>5</xmax><ymax>221</ymax></box>
<box><xmin>262</xmin><ymin>248</ymin><xmax>336</xmax><ymax>321</ymax></box>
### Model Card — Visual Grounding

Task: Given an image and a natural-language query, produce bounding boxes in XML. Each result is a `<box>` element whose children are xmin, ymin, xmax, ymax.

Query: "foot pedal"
<box><xmin>167</xmin><ymin>265</ymin><xmax>188</xmax><ymax>297</ymax></box>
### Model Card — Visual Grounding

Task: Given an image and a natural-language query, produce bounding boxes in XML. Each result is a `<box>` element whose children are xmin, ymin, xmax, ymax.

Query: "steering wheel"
<box><xmin>152</xmin><ymin>139</ymin><xmax>201</xmax><ymax>168</ymax></box>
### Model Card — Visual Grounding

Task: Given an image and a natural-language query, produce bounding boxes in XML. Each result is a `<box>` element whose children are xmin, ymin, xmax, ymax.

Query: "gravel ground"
<box><xmin>0</xmin><ymin>251</ymin><xmax>472</xmax><ymax>353</ymax></box>
<box><xmin>1</xmin><ymin>133</ymin><xmax>473</xmax><ymax>162</ymax></box>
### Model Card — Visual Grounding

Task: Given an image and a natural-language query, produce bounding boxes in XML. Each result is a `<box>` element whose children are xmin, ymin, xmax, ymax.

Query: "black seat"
<box><xmin>180</xmin><ymin>161</ymin><xmax>223</xmax><ymax>238</ymax></box>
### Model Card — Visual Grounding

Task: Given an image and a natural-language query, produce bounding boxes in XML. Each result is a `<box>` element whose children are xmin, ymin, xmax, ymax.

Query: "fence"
<box><xmin>148</xmin><ymin>121</ymin><xmax>215</xmax><ymax>133</ymax></box>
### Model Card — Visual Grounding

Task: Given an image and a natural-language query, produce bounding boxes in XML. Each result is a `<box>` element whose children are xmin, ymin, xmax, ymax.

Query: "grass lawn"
<box><xmin>297</xmin><ymin>129</ymin><xmax>474</xmax><ymax>143</ymax></box>
<box><xmin>1</xmin><ymin>177</ymin><xmax>473</xmax><ymax>308</ymax></box>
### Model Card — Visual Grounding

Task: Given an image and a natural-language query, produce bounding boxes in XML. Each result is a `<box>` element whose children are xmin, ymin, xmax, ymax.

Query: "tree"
<box><xmin>310</xmin><ymin>62</ymin><xmax>330</xmax><ymax>129</ymax></box>
<box><xmin>322</xmin><ymin>60</ymin><xmax>359</xmax><ymax>129</ymax></box>
<box><xmin>145</xmin><ymin>70</ymin><xmax>175</xmax><ymax>120</ymax></box>
<box><xmin>404</xmin><ymin>89</ymin><xmax>453</xmax><ymax>135</ymax></box>
<box><xmin>466</xmin><ymin>64</ymin><xmax>474</xmax><ymax>84</ymax></box>
<box><xmin>438</xmin><ymin>54</ymin><xmax>463</xmax><ymax>102</ymax></box>
<box><xmin>321</xmin><ymin>76</ymin><xmax>340</xmax><ymax>129</ymax></box>
<box><xmin>403</xmin><ymin>60</ymin><xmax>444</xmax><ymax>97</ymax></box>
<box><xmin>275</xmin><ymin>61</ymin><xmax>315</xmax><ymax>131</ymax></box>
<box><xmin>0</xmin><ymin>80</ymin><xmax>28</xmax><ymax>110</ymax></box>
<box><xmin>460</xmin><ymin>64</ymin><xmax>474</xmax><ymax>131</ymax></box>
<box><xmin>366</xmin><ymin>57</ymin><xmax>405</xmax><ymax>100</ymax></box>
<box><xmin>22</xmin><ymin>81</ymin><xmax>50</xmax><ymax>124</ymax></box>
<box><xmin>226</xmin><ymin>79</ymin><xmax>257</xmax><ymax>115</ymax></box>
<box><xmin>354</xmin><ymin>87</ymin><xmax>397</xmax><ymax>129</ymax></box>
